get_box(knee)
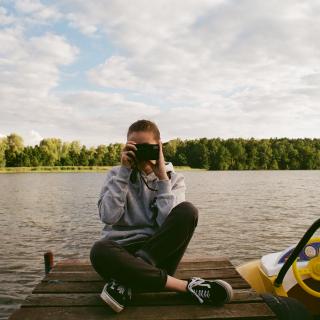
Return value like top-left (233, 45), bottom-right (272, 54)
top-left (90, 239), bottom-right (117, 266)
top-left (172, 201), bottom-right (198, 226)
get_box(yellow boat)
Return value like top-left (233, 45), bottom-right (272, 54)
top-left (236, 218), bottom-right (320, 319)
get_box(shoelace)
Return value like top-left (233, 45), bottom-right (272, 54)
top-left (194, 288), bottom-right (210, 298)
top-left (188, 277), bottom-right (211, 304)
top-left (116, 285), bottom-right (125, 295)
top-left (110, 280), bottom-right (132, 299)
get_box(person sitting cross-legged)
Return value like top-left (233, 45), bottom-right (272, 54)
top-left (90, 119), bottom-right (234, 313)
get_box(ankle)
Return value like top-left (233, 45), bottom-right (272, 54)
top-left (165, 275), bottom-right (188, 292)
top-left (182, 280), bottom-right (188, 292)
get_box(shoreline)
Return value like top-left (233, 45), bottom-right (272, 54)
top-left (0, 165), bottom-right (204, 173)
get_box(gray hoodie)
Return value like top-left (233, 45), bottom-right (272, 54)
top-left (97, 162), bottom-right (186, 245)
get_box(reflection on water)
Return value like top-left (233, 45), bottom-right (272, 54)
top-left (0, 170), bottom-right (319, 319)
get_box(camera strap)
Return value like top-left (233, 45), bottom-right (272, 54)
top-left (129, 159), bottom-right (172, 192)
top-left (139, 172), bottom-right (158, 191)
top-left (139, 169), bottom-right (172, 191)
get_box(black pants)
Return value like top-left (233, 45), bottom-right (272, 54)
top-left (90, 201), bottom-right (198, 291)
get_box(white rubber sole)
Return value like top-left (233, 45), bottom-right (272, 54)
top-left (211, 279), bottom-right (234, 303)
top-left (100, 287), bottom-right (124, 313)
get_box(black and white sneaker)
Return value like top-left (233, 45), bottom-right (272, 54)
top-left (187, 277), bottom-right (233, 306)
top-left (100, 278), bottom-right (132, 313)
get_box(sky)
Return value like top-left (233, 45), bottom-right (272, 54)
top-left (0, 0), bottom-right (319, 147)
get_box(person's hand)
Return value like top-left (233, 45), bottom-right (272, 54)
top-left (147, 140), bottom-right (168, 180)
top-left (121, 140), bottom-right (137, 169)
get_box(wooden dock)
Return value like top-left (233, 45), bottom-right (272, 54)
top-left (9, 253), bottom-right (276, 319)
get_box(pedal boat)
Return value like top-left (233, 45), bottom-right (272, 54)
top-left (236, 218), bottom-right (320, 317)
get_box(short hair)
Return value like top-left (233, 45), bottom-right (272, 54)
top-left (127, 119), bottom-right (160, 141)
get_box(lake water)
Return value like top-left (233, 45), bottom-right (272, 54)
top-left (1, 170), bottom-right (320, 319)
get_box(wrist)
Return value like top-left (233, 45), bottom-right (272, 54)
top-left (121, 162), bottom-right (132, 169)
top-left (158, 173), bottom-right (169, 180)
top-left (156, 179), bottom-right (171, 194)
top-left (118, 165), bottom-right (132, 179)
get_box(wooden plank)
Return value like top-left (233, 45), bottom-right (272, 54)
top-left (9, 256), bottom-right (277, 320)
top-left (9, 303), bottom-right (276, 320)
top-left (44, 267), bottom-right (240, 282)
top-left (22, 289), bottom-right (263, 307)
top-left (51, 264), bottom-right (94, 272)
top-left (53, 256), bottom-right (231, 266)
top-left (51, 259), bottom-right (232, 273)
top-left (32, 277), bottom-right (250, 294)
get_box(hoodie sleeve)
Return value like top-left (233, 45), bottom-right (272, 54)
top-left (154, 172), bottom-right (186, 226)
top-left (97, 165), bottom-right (132, 225)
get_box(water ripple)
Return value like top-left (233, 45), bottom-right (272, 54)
top-left (0, 171), bottom-right (320, 319)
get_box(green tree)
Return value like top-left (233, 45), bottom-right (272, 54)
top-left (299, 143), bottom-right (316, 169)
top-left (87, 147), bottom-right (97, 166)
top-left (39, 138), bottom-right (63, 166)
top-left (68, 140), bottom-right (81, 165)
top-left (95, 144), bottom-right (107, 166)
top-left (79, 145), bottom-right (89, 166)
top-left (174, 140), bottom-right (188, 166)
top-left (207, 138), bottom-right (221, 170)
top-left (216, 145), bottom-right (231, 170)
top-left (163, 138), bottom-right (181, 163)
top-left (245, 138), bottom-right (259, 169)
top-left (106, 143), bottom-right (122, 165)
top-left (225, 139), bottom-right (246, 170)
top-left (5, 133), bottom-right (24, 167)
top-left (60, 142), bottom-right (71, 165)
top-left (1, 134), bottom-right (320, 170)
top-left (185, 139), bottom-right (209, 169)
top-left (0, 137), bottom-right (8, 167)
top-left (256, 140), bottom-right (273, 169)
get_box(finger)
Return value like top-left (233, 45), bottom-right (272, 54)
top-left (126, 142), bottom-right (137, 147)
top-left (126, 150), bottom-right (136, 158)
top-left (124, 143), bottom-right (137, 151)
top-left (127, 140), bottom-right (136, 144)
top-left (123, 151), bottom-right (135, 162)
top-left (129, 156), bottom-right (137, 165)
top-left (158, 140), bottom-right (164, 159)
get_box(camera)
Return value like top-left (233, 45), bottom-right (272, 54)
top-left (135, 143), bottom-right (159, 160)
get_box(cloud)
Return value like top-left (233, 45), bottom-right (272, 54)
top-left (1, 0), bottom-right (319, 147)
top-left (0, 23), bottom-right (80, 145)
top-left (14, 0), bottom-right (62, 24)
top-left (0, 6), bottom-right (16, 25)
top-left (87, 56), bottom-right (151, 92)
top-left (30, 130), bottom-right (42, 142)
top-left (0, 27), bottom-right (79, 89)
top-left (67, 1), bottom-right (320, 100)
top-left (66, 12), bottom-right (98, 35)
top-left (64, 0), bottom-right (320, 138)
top-left (59, 90), bottom-right (161, 145)
top-left (28, 129), bottom-right (43, 145)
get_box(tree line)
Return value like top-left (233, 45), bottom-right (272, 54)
top-left (0, 133), bottom-right (320, 170)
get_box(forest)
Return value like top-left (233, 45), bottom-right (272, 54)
top-left (0, 133), bottom-right (320, 170)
